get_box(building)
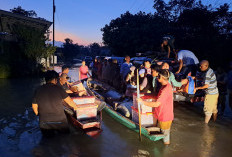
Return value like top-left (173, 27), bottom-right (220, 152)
top-left (0, 9), bottom-right (52, 54)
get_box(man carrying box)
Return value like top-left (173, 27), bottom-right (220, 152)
top-left (32, 70), bottom-right (78, 136)
top-left (138, 69), bottom-right (173, 145)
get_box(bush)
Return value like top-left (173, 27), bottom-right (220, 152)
top-left (0, 63), bottom-right (10, 78)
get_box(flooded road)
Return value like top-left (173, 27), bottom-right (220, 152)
top-left (0, 68), bottom-right (232, 157)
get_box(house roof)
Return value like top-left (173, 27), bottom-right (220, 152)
top-left (0, 9), bottom-right (52, 29)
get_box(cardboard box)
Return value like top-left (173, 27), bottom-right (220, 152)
top-left (76, 103), bottom-right (98, 120)
top-left (72, 96), bottom-right (95, 105)
top-left (132, 93), bottom-right (155, 113)
top-left (131, 106), bottom-right (156, 127)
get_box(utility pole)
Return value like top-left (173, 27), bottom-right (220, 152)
top-left (52, 0), bottom-right (55, 68)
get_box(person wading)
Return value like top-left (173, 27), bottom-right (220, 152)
top-left (32, 70), bottom-right (78, 136)
top-left (195, 60), bottom-right (219, 124)
top-left (79, 60), bottom-right (91, 83)
top-left (138, 69), bottom-right (173, 145)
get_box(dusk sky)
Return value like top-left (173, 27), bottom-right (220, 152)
top-left (1, 0), bottom-right (231, 45)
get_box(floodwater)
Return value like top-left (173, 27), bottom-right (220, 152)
top-left (0, 68), bottom-right (232, 157)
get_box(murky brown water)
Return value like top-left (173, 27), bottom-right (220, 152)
top-left (0, 68), bottom-right (232, 157)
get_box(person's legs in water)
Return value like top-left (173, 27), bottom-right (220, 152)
top-left (205, 113), bottom-right (212, 124)
top-left (40, 121), bottom-right (70, 137)
top-left (161, 129), bottom-right (171, 145)
top-left (159, 121), bottom-right (172, 145)
top-left (204, 94), bottom-right (218, 123)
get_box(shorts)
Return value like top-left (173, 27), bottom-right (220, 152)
top-left (204, 94), bottom-right (219, 116)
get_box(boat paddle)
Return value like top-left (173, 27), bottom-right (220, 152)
top-left (136, 69), bottom-right (142, 141)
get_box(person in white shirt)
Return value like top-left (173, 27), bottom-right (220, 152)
top-left (176, 50), bottom-right (199, 77)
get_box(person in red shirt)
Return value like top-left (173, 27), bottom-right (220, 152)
top-left (138, 69), bottom-right (173, 145)
top-left (79, 60), bottom-right (91, 83)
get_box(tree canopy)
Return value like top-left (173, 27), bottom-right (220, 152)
top-left (101, 0), bottom-right (232, 67)
top-left (10, 6), bottom-right (37, 18)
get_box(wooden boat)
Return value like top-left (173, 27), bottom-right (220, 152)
top-left (63, 83), bottom-right (103, 137)
top-left (87, 79), bottom-right (164, 141)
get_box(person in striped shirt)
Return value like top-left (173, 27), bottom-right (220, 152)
top-left (196, 60), bottom-right (219, 124)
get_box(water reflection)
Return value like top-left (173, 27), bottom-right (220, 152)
top-left (199, 125), bottom-right (216, 157)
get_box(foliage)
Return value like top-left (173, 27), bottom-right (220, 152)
top-left (101, 11), bottom-right (169, 56)
top-left (44, 43), bottom-right (57, 58)
top-left (12, 24), bottom-right (55, 61)
top-left (101, 0), bottom-right (232, 68)
top-left (10, 6), bottom-right (37, 18)
top-left (62, 38), bottom-right (80, 62)
top-left (89, 43), bottom-right (101, 56)
top-left (0, 61), bottom-right (10, 79)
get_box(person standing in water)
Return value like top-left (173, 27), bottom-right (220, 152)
top-left (79, 60), bottom-right (91, 83)
top-left (32, 70), bottom-right (78, 136)
top-left (196, 60), bottom-right (219, 124)
top-left (138, 69), bottom-right (173, 145)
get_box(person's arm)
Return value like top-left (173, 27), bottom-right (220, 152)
top-left (32, 103), bottom-right (38, 115)
top-left (66, 89), bottom-right (73, 93)
top-left (64, 96), bottom-right (78, 110)
top-left (170, 72), bottom-right (182, 87)
top-left (196, 84), bottom-right (209, 90)
top-left (140, 77), bottom-right (147, 91)
top-left (161, 43), bottom-right (164, 52)
top-left (176, 59), bottom-right (183, 74)
top-left (137, 98), bottom-right (161, 107)
top-left (125, 73), bottom-right (131, 82)
top-left (79, 70), bottom-right (81, 80)
top-left (167, 46), bottom-right (171, 58)
top-left (173, 49), bottom-right (177, 59)
top-left (181, 79), bottom-right (188, 85)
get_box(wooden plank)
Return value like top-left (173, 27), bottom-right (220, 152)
top-left (145, 127), bottom-right (161, 133)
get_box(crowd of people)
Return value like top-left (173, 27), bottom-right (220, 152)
top-left (90, 48), bottom-right (232, 144)
top-left (32, 36), bottom-right (232, 145)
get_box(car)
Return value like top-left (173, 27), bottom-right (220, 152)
top-left (73, 59), bottom-right (82, 67)
top-left (130, 57), bottom-right (153, 67)
top-left (84, 56), bottom-right (92, 60)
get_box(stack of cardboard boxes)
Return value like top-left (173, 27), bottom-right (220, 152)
top-left (132, 93), bottom-right (157, 127)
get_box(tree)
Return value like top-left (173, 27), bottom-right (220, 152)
top-left (12, 24), bottom-right (48, 60)
top-left (101, 0), bottom-right (232, 68)
top-left (10, 6), bottom-right (37, 17)
top-left (62, 38), bottom-right (80, 62)
top-left (89, 43), bottom-right (101, 56)
top-left (101, 11), bottom-right (169, 56)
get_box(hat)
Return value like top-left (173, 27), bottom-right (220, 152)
top-left (130, 66), bottom-right (136, 72)
top-left (139, 69), bottom-right (145, 75)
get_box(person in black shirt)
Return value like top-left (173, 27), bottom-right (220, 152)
top-left (32, 70), bottom-right (78, 136)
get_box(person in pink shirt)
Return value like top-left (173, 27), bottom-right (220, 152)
top-left (138, 69), bottom-right (173, 145)
top-left (79, 60), bottom-right (91, 83)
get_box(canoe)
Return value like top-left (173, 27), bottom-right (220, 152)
top-left (64, 107), bottom-right (102, 137)
top-left (64, 86), bottom-right (103, 137)
top-left (86, 79), bottom-right (164, 141)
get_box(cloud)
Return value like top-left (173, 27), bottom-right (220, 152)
top-left (49, 30), bottom-right (89, 46)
